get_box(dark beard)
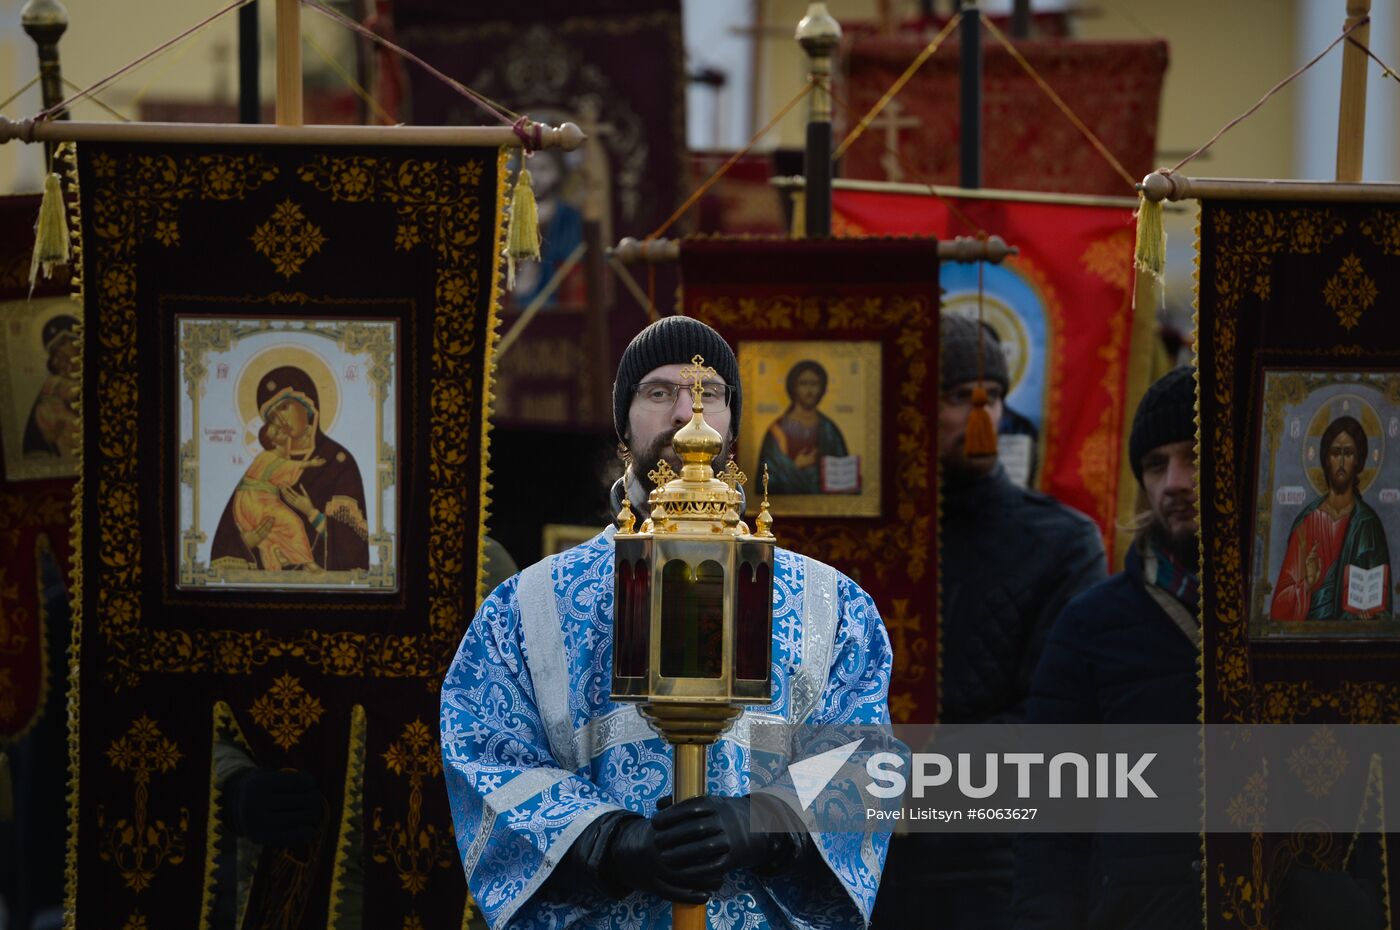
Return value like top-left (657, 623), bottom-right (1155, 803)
top-left (633, 429), bottom-right (679, 492)
top-left (630, 428), bottom-right (731, 492)
top-left (1148, 519), bottom-right (1199, 572)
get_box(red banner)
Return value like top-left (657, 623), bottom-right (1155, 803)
top-left (839, 37), bottom-right (1168, 197)
top-left (833, 187), bottom-right (1155, 563)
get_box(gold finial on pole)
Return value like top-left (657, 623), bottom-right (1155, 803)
top-left (756, 464), bottom-right (775, 538)
top-left (616, 497), bottom-right (636, 534)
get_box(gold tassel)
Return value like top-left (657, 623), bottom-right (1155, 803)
top-left (29, 170), bottom-right (71, 294)
top-left (504, 166), bottom-right (540, 290)
top-left (1133, 191), bottom-right (1166, 282)
top-left (963, 386), bottom-right (999, 457)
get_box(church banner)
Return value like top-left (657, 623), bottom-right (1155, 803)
top-left (398, 0), bottom-right (685, 426)
top-left (833, 186), bottom-right (1153, 564)
top-left (69, 140), bottom-right (503, 929)
top-left (683, 237), bottom-right (941, 723)
top-left (1198, 198), bottom-right (1400, 926)
top-left (838, 37), bottom-right (1167, 197)
top-left (0, 192), bottom-right (76, 745)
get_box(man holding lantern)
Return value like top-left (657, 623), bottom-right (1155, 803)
top-left (440, 316), bottom-right (893, 929)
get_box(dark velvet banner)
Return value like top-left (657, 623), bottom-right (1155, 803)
top-left (682, 237), bottom-right (941, 723)
top-left (397, 0), bottom-right (685, 426)
top-left (70, 141), bottom-right (503, 929)
top-left (1198, 199), bottom-right (1400, 926)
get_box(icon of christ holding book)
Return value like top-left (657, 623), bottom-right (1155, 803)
top-left (1271, 415), bottom-right (1392, 621)
top-left (758, 360), bottom-right (859, 495)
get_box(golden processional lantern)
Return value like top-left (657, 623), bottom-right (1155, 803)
top-left (612, 355), bottom-right (776, 929)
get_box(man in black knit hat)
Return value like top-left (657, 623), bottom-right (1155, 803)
top-left (1013, 365), bottom-right (1203, 930)
top-left (441, 316), bottom-right (894, 929)
top-left (873, 314), bottom-right (1106, 930)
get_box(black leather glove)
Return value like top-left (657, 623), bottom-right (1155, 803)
top-left (223, 768), bottom-right (323, 847)
top-left (648, 794), bottom-right (811, 886)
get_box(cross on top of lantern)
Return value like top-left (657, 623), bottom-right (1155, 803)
top-left (612, 355), bottom-right (777, 718)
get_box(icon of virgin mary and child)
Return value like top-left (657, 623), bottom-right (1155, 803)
top-left (210, 365), bottom-right (370, 573)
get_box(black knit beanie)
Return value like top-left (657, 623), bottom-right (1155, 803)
top-left (613, 316), bottom-right (741, 442)
top-left (1129, 365), bottom-right (1196, 483)
top-left (940, 313), bottom-right (1010, 392)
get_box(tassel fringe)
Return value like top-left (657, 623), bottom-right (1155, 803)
top-left (504, 166), bottom-right (540, 290)
top-left (1134, 192), bottom-right (1165, 282)
top-left (963, 386), bottom-right (999, 457)
top-left (29, 170), bottom-right (71, 294)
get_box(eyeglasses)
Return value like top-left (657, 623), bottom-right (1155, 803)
top-left (634, 380), bottom-right (732, 412)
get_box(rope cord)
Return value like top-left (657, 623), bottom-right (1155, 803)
top-left (1167, 15), bottom-right (1370, 174)
top-left (1345, 33), bottom-right (1400, 86)
top-left (300, 0), bottom-right (519, 126)
top-left (644, 77), bottom-right (817, 243)
top-left (303, 30), bottom-right (397, 125)
top-left (979, 13), bottom-right (1136, 191)
top-left (60, 78), bottom-right (129, 122)
top-left (0, 75), bottom-right (41, 114)
top-left (33, 0), bottom-right (251, 122)
top-left (833, 12), bottom-right (962, 160)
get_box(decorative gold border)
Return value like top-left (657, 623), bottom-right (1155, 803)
top-left (174, 315), bottom-right (400, 591)
top-left (735, 338), bottom-right (883, 517)
top-left (1248, 370), bottom-right (1400, 638)
top-left (476, 148), bottom-right (508, 613)
top-left (61, 136), bottom-right (85, 930)
top-left (198, 700), bottom-right (256, 930)
top-left (326, 703), bottom-right (367, 930)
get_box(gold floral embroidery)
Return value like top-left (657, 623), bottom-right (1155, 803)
top-left (98, 716), bottom-right (189, 892)
top-left (248, 673), bottom-right (326, 750)
top-left (1321, 253), bottom-right (1376, 330)
top-left (249, 199), bottom-right (327, 279)
top-left (373, 719), bottom-right (454, 895)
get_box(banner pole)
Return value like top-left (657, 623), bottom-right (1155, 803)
top-left (276, 0), bottom-right (303, 126)
top-left (797, 3), bottom-right (840, 238)
top-left (1335, 0), bottom-right (1370, 182)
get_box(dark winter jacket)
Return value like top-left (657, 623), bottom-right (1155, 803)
top-left (939, 464), bottom-right (1107, 726)
top-left (873, 464), bottom-right (1105, 926)
top-left (1011, 544), bottom-right (1202, 930)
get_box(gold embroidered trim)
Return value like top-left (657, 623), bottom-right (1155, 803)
top-left (198, 701), bottom-right (255, 930)
top-left (326, 703), bottom-right (367, 930)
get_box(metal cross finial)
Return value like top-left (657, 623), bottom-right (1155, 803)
top-left (648, 459), bottom-right (677, 489)
top-left (679, 354), bottom-right (717, 408)
top-left (719, 457), bottom-right (747, 492)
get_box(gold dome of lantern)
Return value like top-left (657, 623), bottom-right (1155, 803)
top-left (635, 355), bottom-right (759, 539)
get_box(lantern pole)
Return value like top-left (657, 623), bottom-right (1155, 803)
top-left (611, 357), bottom-right (777, 930)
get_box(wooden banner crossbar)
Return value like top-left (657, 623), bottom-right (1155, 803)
top-left (1140, 170), bottom-right (1400, 204)
top-left (609, 234), bottom-right (1017, 265)
top-left (0, 115), bottom-right (586, 149)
